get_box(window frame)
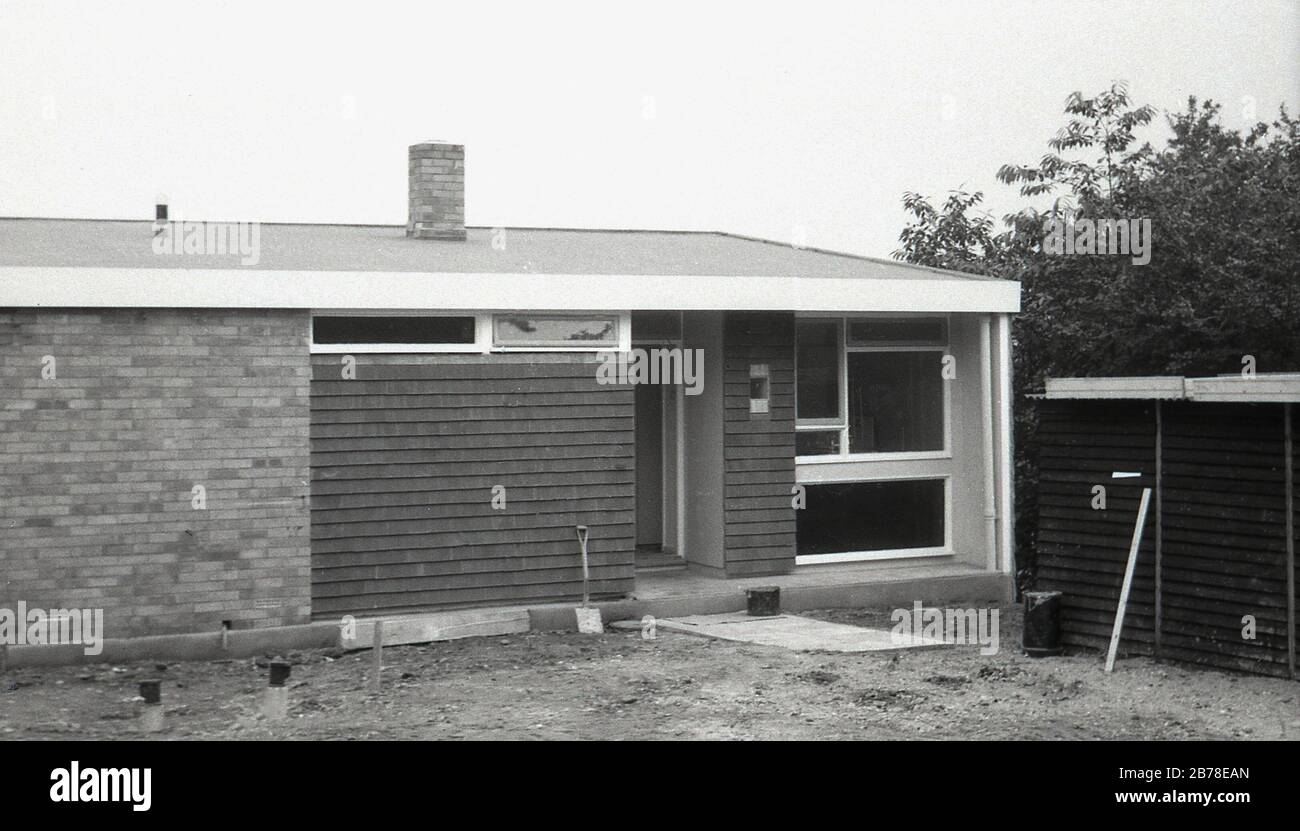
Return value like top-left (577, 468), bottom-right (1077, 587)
top-left (490, 312), bottom-right (627, 352)
top-left (794, 313), bottom-right (952, 464)
top-left (794, 473), bottom-right (953, 565)
top-left (309, 310), bottom-right (631, 354)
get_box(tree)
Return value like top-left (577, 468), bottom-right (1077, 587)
top-left (893, 85), bottom-right (1300, 588)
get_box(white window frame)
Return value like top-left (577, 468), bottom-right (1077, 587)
top-left (794, 473), bottom-right (953, 565)
top-left (490, 312), bottom-right (630, 353)
top-left (309, 310), bottom-right (631, 354)
top-left (793, 313), bottom-right (955, 565)
top-left (794, 313), bottom-right (952, 464)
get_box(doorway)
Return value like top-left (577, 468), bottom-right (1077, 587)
top-left (634, 379), bottom-right (684, 570)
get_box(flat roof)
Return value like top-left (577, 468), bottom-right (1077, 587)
top-left (1045, 375), bottom-right (1300, 404)
top-left (0, 219), bottom-right (1021, 313)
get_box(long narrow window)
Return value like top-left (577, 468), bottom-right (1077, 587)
top-left (492, 314), bottom-right (620, 348)
top-left (309, 312), bottom-right (629, 353)
top-left (312, 315), bottom-right (476, 346)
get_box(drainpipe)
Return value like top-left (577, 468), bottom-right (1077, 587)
top-left (996, 313), bottom-right (1015, 581)
top-left (980, 316), bottom-right (997, 571)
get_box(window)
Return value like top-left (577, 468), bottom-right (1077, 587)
top-left (796, 430), bottom-right (841, 456)
top-left (796, 319), bottom-right (841, 423)
top-left (796, 479), bottom-right (947, 560)
top-left (312, 315), bottom-right (476, 346)
top-left (492, 314), bottom-right (620, 348)
top-left (309, 312), bottom-right (630, 353)
top-left (847, 351), bottom-right (944, 452)
top-left (795, 316), bottom-right (949, 459)
top-left (847, 317), bottom-right (947, 346)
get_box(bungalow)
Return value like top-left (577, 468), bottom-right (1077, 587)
top-left (0, 142), bottom-right (1020, 637)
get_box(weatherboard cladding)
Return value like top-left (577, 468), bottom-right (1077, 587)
top-left (1035, 398), bottom-right (1296, 677)
top-left (309, 352), bottom-right (636, 617)
top-left (722, 313), bottom-right (797, 576)
top-left (1035, 400), bottom-right (1158, 656)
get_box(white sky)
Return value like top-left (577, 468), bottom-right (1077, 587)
top-left (1, 0), bottom-right (1296, 258)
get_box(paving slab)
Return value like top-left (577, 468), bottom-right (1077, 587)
top-left (650, 612), bottom-right (949, 652)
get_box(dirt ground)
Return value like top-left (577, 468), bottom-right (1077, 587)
top-left (2, 601), bottom-right (1297, 740)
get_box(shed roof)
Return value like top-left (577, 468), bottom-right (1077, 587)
top-left (1045, 375), bottom-right (1300, 404)
top-left (0, 219), bottom-right (1021, 313)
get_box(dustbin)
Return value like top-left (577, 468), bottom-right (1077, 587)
top-left (1022, 591), bottom-right (1062, 657)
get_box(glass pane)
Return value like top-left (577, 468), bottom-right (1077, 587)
top-left (848, 351), bottom-right (944, 452)
top-left (796, 430), bottom-right (841, 456)
top-left (847, 317), bottom-right (947, 345)
top-left (796, 319), bottom-right (840, 420)
top-left (797, 479), bottom-right (945, 555)
top-left (494, 315), bottom-right (619, 346)
top-left (313, 316), bottom-right (476, 345)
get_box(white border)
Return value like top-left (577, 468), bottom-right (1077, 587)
top-left (0, 268), bottom-right (1023, 313)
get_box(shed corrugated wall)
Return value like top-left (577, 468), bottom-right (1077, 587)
top-left (722, 313), bottom-right (797, 576)
top-left (1036, 400), bottom-right (1158, 655)
top-left (1036, 398), bottom-right (1296, 678)
top-left (309, 353), bottom-right (635, 617)
top-left (1160, 402), bottom-right (1290, 675)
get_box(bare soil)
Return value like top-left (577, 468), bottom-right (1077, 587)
top-left (2, 602), bottom-right (1297, 740)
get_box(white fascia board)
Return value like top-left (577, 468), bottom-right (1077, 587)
top-left (0, 268), bottom-right (1022, 314)
top-left (1046, 375), bottom-right (1300, 403)
top-left (1185, 376), bottom-right (1300, 403)
top-left (1045, 376), bottom-right (1187, 400)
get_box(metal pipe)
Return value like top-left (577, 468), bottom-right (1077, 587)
top-left (996, 313), bottom-right (1015, 580)
top-left (979, 316), bottom-right (997, 571)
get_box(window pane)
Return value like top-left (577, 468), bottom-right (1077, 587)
top-left (796, 430), bottom-right (841, 456)
top-left (796, 319), bottom-right (840, 420)
top-left (848, 351), bottom-right (944, 452)
top-left (797, 479), bottom-right (945, 555)
top-left (313, 316), bottom-right (476, 345)
top-left (847, 317), bottom-right (947, 345)
top-left (493, 315), bottom-right (619, 347)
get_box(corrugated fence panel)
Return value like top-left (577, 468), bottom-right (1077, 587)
top-left (1036, 398), bottom-right (1296, 678)
top-left (1036, 400), bottom-right (1158, 656)
top-left (1162, 402), bottom-right (1290, 677)
top-left (310, 353), bottom-right (635, 617)
top-left (722, 312), bottom-right (797, 577)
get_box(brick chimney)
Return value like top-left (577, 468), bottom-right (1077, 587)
top-left (407, 141), bottom-right (466, 240)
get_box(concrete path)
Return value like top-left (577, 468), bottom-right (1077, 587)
top-left (648, 612), bottom-right (949, 653)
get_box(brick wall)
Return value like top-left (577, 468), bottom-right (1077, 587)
top-left (407, 142), bottom-right (466, 240)
top-left (0, 309), bottom-right (312, 637)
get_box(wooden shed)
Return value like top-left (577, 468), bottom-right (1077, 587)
top-left (1035, 375), bottom-right (1299, 678)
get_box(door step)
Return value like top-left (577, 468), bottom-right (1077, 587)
top-left (635, 549), bottom-right (686, 571)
